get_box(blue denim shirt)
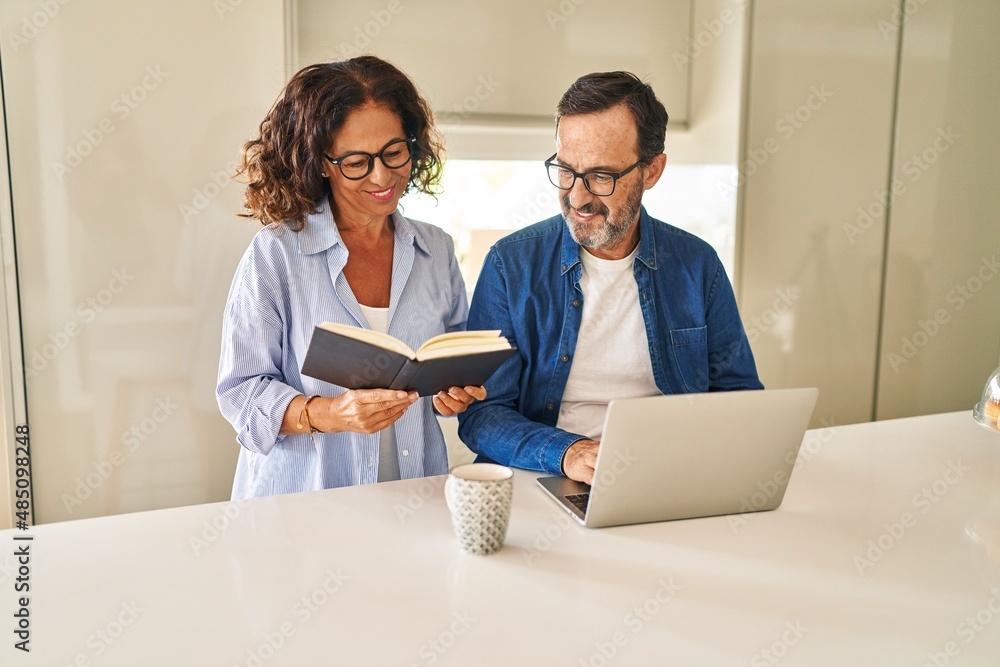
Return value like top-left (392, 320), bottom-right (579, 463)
top-left (457, 207), bottom-right (763, 475)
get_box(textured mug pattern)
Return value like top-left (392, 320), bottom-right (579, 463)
top-left (445, 475), bottom-right (513, 556)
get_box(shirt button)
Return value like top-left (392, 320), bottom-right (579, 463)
top-left (547, 403), bottom-right (554, 411)
top-left (572, 300), bottom-right (580, 307)
top-left (649, 260), bottom-right (655, 267)
top-left (402, 449), bottom-right (409, 456)
top-left (561, 355), bottom-right (569, 362)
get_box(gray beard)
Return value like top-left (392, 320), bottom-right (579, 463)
top-left (562, 175), bottom-right (643, 249)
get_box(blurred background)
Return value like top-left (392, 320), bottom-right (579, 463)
top-left (0, 0), bottom-right (997, 525)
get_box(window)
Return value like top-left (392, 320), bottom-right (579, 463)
top-left (401, 161), bottom-right (738, 290)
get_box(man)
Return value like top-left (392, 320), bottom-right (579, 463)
top-left (457, 71), bottom-right (763, 485)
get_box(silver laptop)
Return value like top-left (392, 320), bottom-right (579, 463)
top-left (537, 388), bottom-right (819, 528)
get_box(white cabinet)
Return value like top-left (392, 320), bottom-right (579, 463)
top-left (740, 0), bottom-right (1000, 426)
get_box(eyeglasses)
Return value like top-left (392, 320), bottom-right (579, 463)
top-left (544, 153), bottom-right (643, 196)
top-left (324, 137), bottom-right (415, 180)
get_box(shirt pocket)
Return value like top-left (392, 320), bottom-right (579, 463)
top-left (668, 325), bottom-right (709, 393)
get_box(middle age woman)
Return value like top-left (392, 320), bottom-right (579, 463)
top-left (217, 56), bottom-right (485, 500)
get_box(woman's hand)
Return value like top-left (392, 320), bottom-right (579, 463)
top-left (432, 385), bottom-right (487, 417)
top-left (323, 389), bottom-right (418, 434)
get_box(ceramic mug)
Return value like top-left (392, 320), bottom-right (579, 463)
top-left (444, 463), bottom-right (514, 555)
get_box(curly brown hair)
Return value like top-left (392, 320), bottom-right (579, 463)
top-left (238, 56), bottom-right (445, 230)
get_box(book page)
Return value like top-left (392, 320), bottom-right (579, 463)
top-left (317, 322), bottom-right (416, 358)
top-left (416, 330), bottom-right (503, 353)
top-left (415, 339), bottom-right (511, 361)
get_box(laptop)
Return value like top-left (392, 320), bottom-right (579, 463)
top-left (536, 388), bottom-right (819, 528)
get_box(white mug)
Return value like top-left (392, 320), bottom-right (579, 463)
top-left (445, 463), bottom-right (514, 555)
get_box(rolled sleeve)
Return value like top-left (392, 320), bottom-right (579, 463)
top-left (216, 264), bottom-right (297, 456)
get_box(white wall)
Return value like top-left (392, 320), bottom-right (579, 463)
top-left (0, 0), bottom-right (287, 523)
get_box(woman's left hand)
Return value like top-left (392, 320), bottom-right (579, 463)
top-left (432, 385), bottom-right (487, 417)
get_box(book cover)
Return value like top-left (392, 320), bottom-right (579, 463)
top-left (300, 326), bottom-right (516, 396)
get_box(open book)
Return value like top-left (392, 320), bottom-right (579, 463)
top-left (300, 323), bottom-right (516, 396)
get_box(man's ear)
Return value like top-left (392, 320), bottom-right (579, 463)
top-left (642, 153), bottom-right (667, 191)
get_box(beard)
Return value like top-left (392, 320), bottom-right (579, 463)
top-left (561, 173), bottom-right (644, 250)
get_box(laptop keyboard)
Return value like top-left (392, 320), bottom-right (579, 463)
top-left (565, 493), bottom-right (590, 514)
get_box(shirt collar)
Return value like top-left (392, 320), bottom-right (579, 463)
top-left (559, 204), bottom-right (657, 274)
top-left (296, 197), bottom-right (428, 255)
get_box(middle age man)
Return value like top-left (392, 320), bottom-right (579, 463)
top-left (457, 71), bottom-right (763, 485)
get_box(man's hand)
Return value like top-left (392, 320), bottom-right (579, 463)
top-left (562, 439), bottom-right (600, 485)
top-left (432, 385), bottom-right (487, 417)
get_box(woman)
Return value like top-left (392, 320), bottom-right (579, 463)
top-left (217, 56), bottom-right (485, 499)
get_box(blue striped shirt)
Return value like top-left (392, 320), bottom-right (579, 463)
top-left (217, 199), bottom-right (467, 499)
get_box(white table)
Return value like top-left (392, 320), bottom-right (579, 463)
top-left (3, 411), bottom-right (1000, 666)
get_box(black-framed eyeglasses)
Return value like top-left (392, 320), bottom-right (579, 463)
top-left (324, 137), bottom-right (415, 180)
top-left (544, 153), bottom-right (643, 196)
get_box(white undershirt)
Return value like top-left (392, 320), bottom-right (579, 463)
top-left (359, 304), bottom-right (401, 483)
top-left (556, 245), bottom-right (660, 441)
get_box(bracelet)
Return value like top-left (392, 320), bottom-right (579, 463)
top-left (296, 395), bottom-right (322, 440)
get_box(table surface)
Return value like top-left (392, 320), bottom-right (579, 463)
top-left (3, 411), bottom-right (1000, 666)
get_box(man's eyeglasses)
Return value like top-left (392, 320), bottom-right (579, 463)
top-left (544, 153), bottom-right (643, 197)
top-left (324, 137), bottom-right (415, 180)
